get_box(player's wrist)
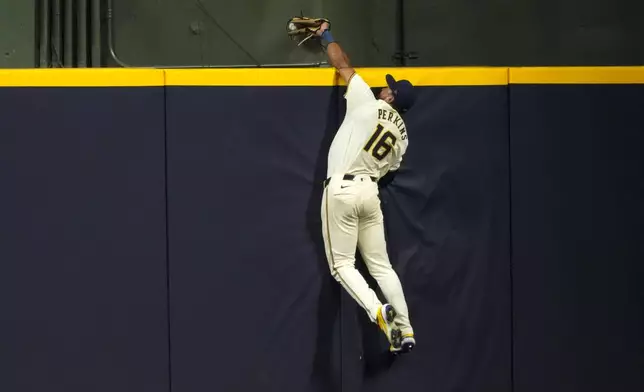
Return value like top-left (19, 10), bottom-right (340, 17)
top-left (320, 30), bottom-right (335, 45)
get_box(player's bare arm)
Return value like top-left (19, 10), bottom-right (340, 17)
top-left (315, 22), bottom-right (355, 84)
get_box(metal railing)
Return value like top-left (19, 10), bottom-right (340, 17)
top-left (37, 0), bottom-right (100, 67)
top-left (36, 0), bottom-right (414, 68)
top-left (105, 0), bottom-right (328, 69)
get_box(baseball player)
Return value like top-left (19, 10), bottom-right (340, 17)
top-left (315, 22), bottom-right (416, 354)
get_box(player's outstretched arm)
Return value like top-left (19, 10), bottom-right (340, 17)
top-left (316, 23), bottom-right (355, 84)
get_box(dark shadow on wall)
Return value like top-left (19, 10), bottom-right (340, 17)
top-left (307, 85), bottom-right (343, 391)
top-left (356, 261), bottom-right (399, 377)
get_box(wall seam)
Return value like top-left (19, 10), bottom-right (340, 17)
top-left (506, 66), bottom-right (515, 392)
top-left (163, 69), bottom-right (173, 392)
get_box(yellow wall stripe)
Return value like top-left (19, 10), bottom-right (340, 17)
top-left (0, 69), bottom-right (164, 87)
top-left (341, 67), bottom-right (508, 87)
top-left (0, 67), bottom-right (644, 87)
top-left (164, 67), bottom-right (508, 87)
top-left (164, 68), bottom-right (338, 86)
top-left (510, 66), bottom-right (644, 84)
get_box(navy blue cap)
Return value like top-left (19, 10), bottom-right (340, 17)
top-left (385, 74), bottom-right (416, 112)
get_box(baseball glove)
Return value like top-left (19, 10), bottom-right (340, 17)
top-left (286, 15), bottom-right (330, 46)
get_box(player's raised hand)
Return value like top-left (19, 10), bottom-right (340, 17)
top-left (286, 15), bottom-right (330, 46)
top-left (316, 22), bottom-right (330, 36)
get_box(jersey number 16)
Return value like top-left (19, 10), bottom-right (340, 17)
top-left (364, 123), bottom-right (396, 161)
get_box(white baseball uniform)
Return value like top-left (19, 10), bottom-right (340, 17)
top-left (321, 72), bottom-right (413, 336)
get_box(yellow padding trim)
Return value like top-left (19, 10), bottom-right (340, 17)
top-left (510, 66), bottom-right (644, 84)
top-left (1, 67), bottom-right (644, 87)
top-left (165, 68), bottom-right (338, 86)
top-left (345, 67), bottom-right (508, 87)
top-left (0, 69), bottom-right (164, 87)
top-left (165, 67), bottom-right (508, 87)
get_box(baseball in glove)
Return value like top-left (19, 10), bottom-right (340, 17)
top-left (286, 15), bottom-right (330, 46)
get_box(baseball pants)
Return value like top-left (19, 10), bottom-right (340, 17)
top-left (321, 173), bottom-right (413, 336)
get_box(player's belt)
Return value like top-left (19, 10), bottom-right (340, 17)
top-left (324, 174), bottom-right (377, 187)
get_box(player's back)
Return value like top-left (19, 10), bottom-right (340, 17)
top-left (326, 74), bottom-right (409, 180)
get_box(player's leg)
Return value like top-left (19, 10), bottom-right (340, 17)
top-left (321, 181), bottom-right (383, 324)
top-left (358, 187), bottom-right (415, 343)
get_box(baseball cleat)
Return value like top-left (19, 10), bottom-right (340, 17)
top-left (376, 304), bottom-right (402, 349)
top-left (391, 333), bottom-right (415, 354)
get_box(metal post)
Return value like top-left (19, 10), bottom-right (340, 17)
top-left (52, 0), bottom-right (62, 66)
top-left (392, 0), bottom-right (417, 66)
top-left (77, 0), bottom-right (87, 67)
top-left (91, 0), bottom-right (101, 67)
top-left (39, 0), bottom-right (51, 67)
top-left (64, 0), bottom-right (73, 66)
top-left (396, 0), bottom-right (405, 66)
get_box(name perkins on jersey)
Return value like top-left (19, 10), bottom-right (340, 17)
top-left (377, 108), bottom-right (407, 140)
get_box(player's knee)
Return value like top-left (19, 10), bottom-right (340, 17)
top-left (369, 264), bottom-right (396, 280)
top-left (329, 255), bottom-right (355, 282)
top-left (331, 263), bottom-right (352, 280)
top-left (333, 256), bottom-right (355, 270)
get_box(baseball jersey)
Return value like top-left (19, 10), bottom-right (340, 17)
top-left (326, 73), bottom-right (409, 180)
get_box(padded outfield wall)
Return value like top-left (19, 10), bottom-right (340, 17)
top-left (0, 67), bottom-right (642, 392)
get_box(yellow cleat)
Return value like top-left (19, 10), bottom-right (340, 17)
top-left (376, 304), bottom-right (402, 350)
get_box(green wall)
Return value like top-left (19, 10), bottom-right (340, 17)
top-left (1, 0), bottom-right (643, 68)
top-left (0, 0), bottom-right (36, 68)
top-left (108, 0), bottom-right (644, 67)
top-left (404, 0), bottom-right (644, 66)
top-left (109, 0), bottom-right (395, 67)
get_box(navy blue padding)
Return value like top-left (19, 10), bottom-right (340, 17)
top-left (166, 84), bottom-right (512, 392)
top-left (0, 87), bottom-right (169, 392)
top-left (166, 86), bottom-right (343, 392)
top-left (345, 86), bottom-right (512, 392)
top-left (510, 84), bottom-right (644, 392)
top-left (5, 80), bottom-right (643, 392)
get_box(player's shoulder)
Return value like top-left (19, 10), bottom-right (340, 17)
top-left (347, 72), bottom-right (372, 90)
top-left (348, 71), bottom-right (363, 83)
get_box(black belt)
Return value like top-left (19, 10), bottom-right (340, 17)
top-left (324, 174), bottom-right (377, 187)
